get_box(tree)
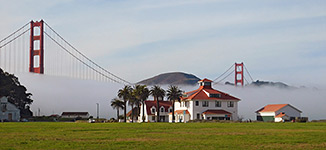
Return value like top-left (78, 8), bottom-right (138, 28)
top-left (117, 85), bottom-right (132, 122)
top-left (128, 93), bottom-right (136, 123)
top-left (110, 98), bottom-right (124, 121)
top-left (0, 68), bottom-right (33, 117)
top-left (150, 85), bottom-right (165, 122)
top-left (133, 85), bottom-right (150, 122)
top-left (167, 85), bottom-right (183, 123)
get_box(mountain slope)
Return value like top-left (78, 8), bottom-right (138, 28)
top-left (138, 72), bottom-right (201, 85)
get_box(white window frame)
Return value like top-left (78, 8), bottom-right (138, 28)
top-left (202, 101), bottom-right (209, 107)
top-left (160, 107), bottom-right (165, 112)
top-left (227, 101), bottom-right (234, 107)
top-left (215, 101), bottom-right (221, 107)
top-left (195, 101), bottom-right (199, 106)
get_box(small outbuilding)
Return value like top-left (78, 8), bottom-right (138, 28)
top-left (256, 104), bottom-right (302, 122)
top-left (0, 96), bottom-right (21, 122)
top-left (61, 112), bottom-right (89, 119)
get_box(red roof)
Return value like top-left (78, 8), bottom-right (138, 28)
top-left (202, 109), bottom-right (231, 115)
top-left (169, 110), bottom-right (190, 115)
top-left (199, 78), bottom-right (213, 82)
top-left (182, 86), bottom-right (240, 101)
top-left (126, 107), bottom-right (139, 117)
top-left (145, 100), bottom-right (172, 115)
top-left (275, 112), bottom-right (288, 118)
top-left (256, 104), bottom-right (288, 113)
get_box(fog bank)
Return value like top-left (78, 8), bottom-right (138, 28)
top-left (17, 73), bottom-right (326, 120)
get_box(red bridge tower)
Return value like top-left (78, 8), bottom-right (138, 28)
top-left (235, 62), bottom-right (244, 86)
top-left (29, 20), bottom-right (44, 74)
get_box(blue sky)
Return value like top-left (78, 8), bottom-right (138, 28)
top-left (1, 0), bottom-right (326, 87)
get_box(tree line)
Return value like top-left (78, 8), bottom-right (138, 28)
top-left (111, 85), bottom-right (183, 123)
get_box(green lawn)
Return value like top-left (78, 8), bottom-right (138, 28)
top-left (0, 122), bottom-right (325, 150)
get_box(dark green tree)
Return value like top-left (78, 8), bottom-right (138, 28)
top-left (117, 85), bottom-right (132, 122)
top-left (110, 98), bottom-right (124, 121)
top-left (0, 68), bottom-right (33, 117)
top-left (133, 85), bottom-right (150, 122)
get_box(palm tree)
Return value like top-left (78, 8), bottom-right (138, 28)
top-left (133, 85), bottom-right (150, 122)
top-left (132, 85), bottom-right (141, 121)
top-left (167, 85), bottom-right (183, 123)
top-left (150, 85), bottom-right (165, 122)
top-left (110, 98), bottom-right (124, 121)
top-left (128, 93), bottom-right (136, 123)
top-left (118, 85), bottom-right (132, 122)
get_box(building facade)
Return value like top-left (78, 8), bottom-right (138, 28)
top-left (139, 100), bottom-right (172, 122)
top-left (173, 78), bottom-right (240, 122)
top-left (61, 112), bottom-right (90, 119)
top-left (256, 104), bottom-right (302, 122)
top-left (0, 96), bottom-right (20, 122)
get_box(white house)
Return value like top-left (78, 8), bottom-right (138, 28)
top-left (139, 100), bottom-right (172, 122)
top-left (61, 112), bottom-right (90, 119)
top-left (256, 104), bottom-right (302, 122)
top-left (172, 78), bottom-right (240, 122)
top-left (0, 96), bottom-right (20, 122)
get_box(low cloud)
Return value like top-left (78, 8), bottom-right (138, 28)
top-left (17, 73), bottom-right (326, 120)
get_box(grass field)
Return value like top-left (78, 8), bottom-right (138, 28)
top-left (0, 122), bottom-right (326, 150)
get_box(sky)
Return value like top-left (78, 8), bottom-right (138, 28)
top-left (1, 0), bottom-right (326, 87)
top-left (0, 1), bottom-right (326, 119)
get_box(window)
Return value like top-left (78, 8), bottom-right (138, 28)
top-left (151, 107), bottom-right (156, 114)
top-left (215, 101), bottom-right (221, 107)
top-left (169, 108), bottom-right (172, 113)
top-left (202, 101), bottom-right (209, 107)
top-left (210, 94), bottom-right (221, 98)
top-left (152, 116), bottom-right (155, 121)
top-left (197, 113), bottom-right (200, 119)
top-left (195, 101), bottom-right (199, 106)
top-left (201, 82), bottom-right (211, 86)
top-left (227, 101), bottom-right (234, 107)
top-left (185, 101), bottom-right (189, 107)
top-left (160, 107), bottom-right (164, 112)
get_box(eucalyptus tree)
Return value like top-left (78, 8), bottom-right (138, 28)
top-left (167, 85), bottom-right (183, 123)
top-left (118, 85), bottom-right (132, 122)
top-left (150, 85), bottom-right (165, 122)
top-left (110, 98), bottom-right (124, 121)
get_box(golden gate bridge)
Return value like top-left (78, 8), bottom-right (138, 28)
top-left (0, 20), bottom-right (254, 86)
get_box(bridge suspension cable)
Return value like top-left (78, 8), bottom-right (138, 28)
top-left (213, 62), bottom-right (254, 86)
top-left (44, 22), bottom-right (131, 85)
top-left (0, 22), bottom-right (29, 44)
top-left (213, 64), bottom-right (234, 83)
top-left (244, 64), bottom-right (254, 82)
top-left (0, 20), bottom-right (132, 85)
top-left (0, 27), bottom-right (30, 49)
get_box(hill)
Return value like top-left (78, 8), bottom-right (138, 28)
top-left (248, 80), bottom-right (293, 88)
top-left (138, 72), bottom-right (201, 85)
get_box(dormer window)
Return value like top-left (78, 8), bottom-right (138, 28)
top-left (168, 107), bottom-right (172, 113)
top-left (151, 107), bottom-right (156, 114)
top-left (160, 107), bottom-right (165, 112)
top-left (210, 94), bottom-right (221, 98)
top-left (200, 82), bottom-right (211, 87)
